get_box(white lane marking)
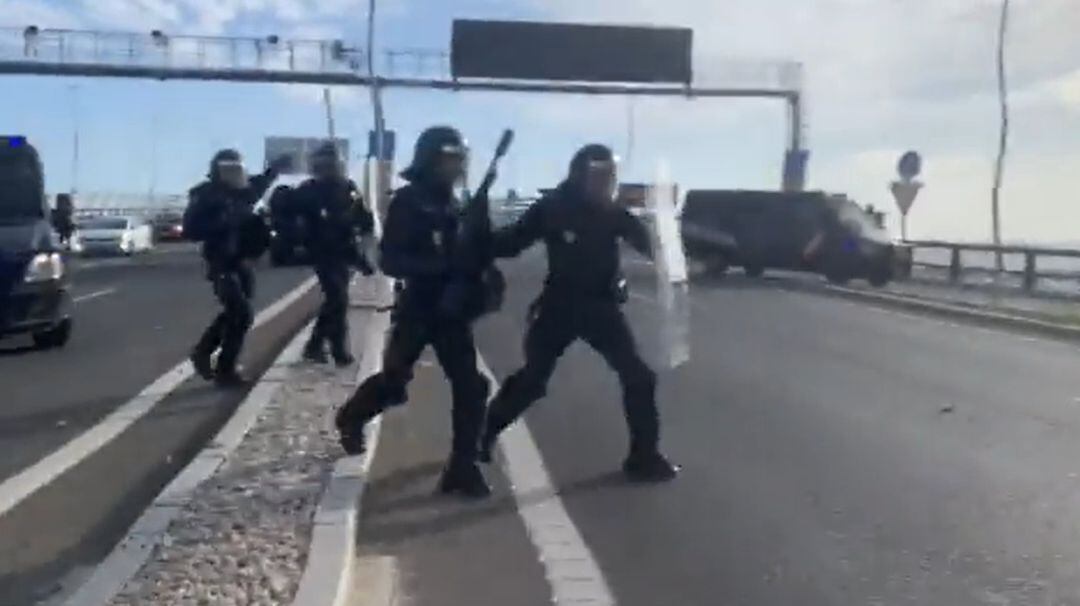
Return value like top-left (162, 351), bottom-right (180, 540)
top-left (293, 305), bottom-right (389, 606)
top-left (476, 356), bottom-right (616, 606)
top-left (61, 319), bottom-right (316, 606)
top-left (73, 288), bottom-right (116, 303)
top-left (0, 276), bottom-right (317, 518)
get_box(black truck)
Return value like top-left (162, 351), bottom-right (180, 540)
top-left (680, 189), bottom-right (897, 287)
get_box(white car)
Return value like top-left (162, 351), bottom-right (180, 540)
top-left (73, 216), bottom-right (155, 256)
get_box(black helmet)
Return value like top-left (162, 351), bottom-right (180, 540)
top-left (310, 141), bottom-right (344, 179)
top-left (567, 144), bottom-right (616, 184)
top-left (310, 141), bottom-right (341, 165)
top-left (401, 126), bottom-right (467, 182)
top-left (208, 148), bottom-right (242, 181)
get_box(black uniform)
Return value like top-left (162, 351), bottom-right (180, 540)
top-left (185, 152), bottom-right (278, 385)
top-left (480, 144), bottom-right (677, 482)
top-left (335, 126), bottom-right (491, 498)
top-left (294, 177), bottom-right (375, 364)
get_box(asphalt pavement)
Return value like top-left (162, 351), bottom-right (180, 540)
top-left (0, 244), bottom-right (317, 604)
top-left (358, 250), bottom-right (1080, 605)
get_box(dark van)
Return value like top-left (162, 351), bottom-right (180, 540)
top-left (267, 185), bottom-right (312, 266)
top-left (680, 189), bottom-right (896, 287)
top-left (0, 136), bottom-right (73, 348)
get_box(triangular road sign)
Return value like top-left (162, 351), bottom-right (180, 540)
top-left (891, 180), bottom-right (922, 215)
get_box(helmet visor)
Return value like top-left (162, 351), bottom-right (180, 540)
top-left (216, 160), bottom-right (248, 189)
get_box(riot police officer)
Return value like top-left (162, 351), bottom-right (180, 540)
top-left (184, 149), bottom-right (286, 387)
top-left (294, 142), bottom-right (375, 365)
top-left (335, 126), bottom-right (492, 498)
top-left (480, 143), bottom-right (678, 482)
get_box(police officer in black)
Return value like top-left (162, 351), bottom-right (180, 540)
top-left (185, 149), bottom-right (286, 387)
top-left (480, 143), bottom-right (678, 482)
top-left (295, 143), bottom-right (375, 366)
top-left (335, 126), bottom-right (491, 498)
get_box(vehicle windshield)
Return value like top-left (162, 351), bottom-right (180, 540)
top-left (79, 217), bottom-right (129, 230)
top-left (0, 157), bottom-right (43, 221)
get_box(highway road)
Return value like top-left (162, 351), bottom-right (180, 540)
top-left (359, 250), bottom-right (1080, 605)
top-left (0, 244), bottom-right (317, 604)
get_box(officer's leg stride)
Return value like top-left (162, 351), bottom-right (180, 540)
top-left (304, 264), bottom-right (338, 364)
top-left (479, 303), bottom-right (577, 463)
top-left (323, 264), bottom-right (353, 365)
top-left (191, 267), bottom-right (252, 385)
top-left (191, 312), bottom-right (225, 380)
top-left (214, 267), bottom-right (255, 387)
top-left (432, 321), bottom-right (492, 498)
top-left (581, 304), bottom-right (678, 482)
top-left (335, 317), bottom-right (428, 455)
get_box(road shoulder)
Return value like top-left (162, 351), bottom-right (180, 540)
top-left (353, 351), bottom-right (551, 606)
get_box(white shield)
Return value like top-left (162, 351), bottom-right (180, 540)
top-left (645, 162), bottom-right (690, 369)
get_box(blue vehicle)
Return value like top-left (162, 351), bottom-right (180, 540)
top-left (0, 136), bottom-right (73, 349)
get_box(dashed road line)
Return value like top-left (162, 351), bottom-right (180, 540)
top-left (73, 288), bottom-right (116, 303)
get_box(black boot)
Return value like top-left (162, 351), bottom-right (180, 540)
top-left (303, 341), bottom-right (328, 364)
top-left (335, 375), bottom-right (387, 455)
top-left (438, 458), bottom-right (491, 499)
top-left (215, 367), bottom-right (252, 388)
top-left (338, 424), bottom-right (367, 456)
top-left (622, 451), bottom-right (679, 483)
top-left (332, 349), bottom-right (356, 367)
top-left (478, 377), bottom-right (531, 464)
top-left (190, 350), bottom-right (215, 381)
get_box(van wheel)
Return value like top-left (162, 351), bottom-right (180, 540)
top-left (826, 272), bottom-right (851, 286)
top-left (744, 264), bottom-right (765, 278)
top-left (706, 257), bottom-right (730, 276)
top-left (33, 319), bottom-right (72, 350)
top-left (868, 271), bottom-right (891, 288)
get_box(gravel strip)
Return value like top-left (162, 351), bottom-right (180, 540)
top-left (107, 362), bottom-right (357, 606)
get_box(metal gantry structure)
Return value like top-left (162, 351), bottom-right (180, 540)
top-left (1, 26), bottom-right (807, 195)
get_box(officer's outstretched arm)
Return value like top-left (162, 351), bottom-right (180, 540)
top-left (348, 182), bottom-right (376, 236)
top-left (619, 208), bottom-right (654, 260)
top-left (491, 202), bottom-right (543, 259)
top-left (378, 195), bottom-right (447, 278)
top-left (246, 169), bottom-right (279, 203)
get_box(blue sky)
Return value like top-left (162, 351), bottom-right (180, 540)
top-left (3, 0), bottom-right (1080, 243)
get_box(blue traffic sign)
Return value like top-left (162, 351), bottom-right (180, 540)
top-left (898, 151), bottom-right (922, 181)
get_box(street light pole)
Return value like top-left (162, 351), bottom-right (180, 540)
top-left (368, 0), bottom-right (389, 220)
top-left (991, 0), bottom-right (1010, 272)
top-left (70, 84), bottom-right (81, 194)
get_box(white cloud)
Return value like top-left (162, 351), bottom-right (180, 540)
top-left (515, 0), bottom-right (1080, 242)
top-left (0, 0), bottom-right (82, 28)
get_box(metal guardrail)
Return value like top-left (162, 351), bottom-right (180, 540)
top-left (73, 206), bottom-right (186, 220)
top-left (900, 240), bottom-right (1080, 292)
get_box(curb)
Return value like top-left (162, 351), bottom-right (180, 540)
top-left (291, 303), bottom-right (391, 606)
top-left (59, 320), bottom-right (316, 606)
top-left (804, 281), bottom-right (1080, 343)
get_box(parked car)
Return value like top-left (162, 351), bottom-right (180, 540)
top-left (0, 135), bottom-right (73, 349)
top-left (73, 215), bottom-right (155, 256)
top-left (151, 212), bottom-right (185, 242)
